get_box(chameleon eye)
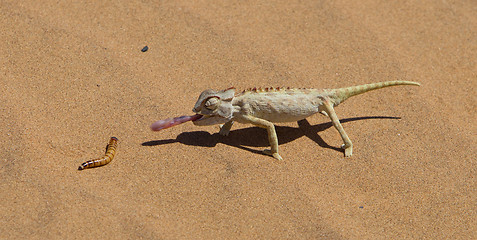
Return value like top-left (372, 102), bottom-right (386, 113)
top-left (204, 97), bottom-right (219, 110)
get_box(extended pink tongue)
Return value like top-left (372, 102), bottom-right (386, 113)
top-left (150, 114), bottom-right (202, 131)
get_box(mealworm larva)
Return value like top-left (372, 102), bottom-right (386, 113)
top-left (78, 137), bottom-right (119, 170)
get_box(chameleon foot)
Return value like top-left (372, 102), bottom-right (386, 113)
top-left (218, 121), bottom-right (234, 136)
top-left (263, 149), bottom-right (283, 161)
top-left (218, 125), bottom-right (229, 136)
top-left (341, 144), bottom-right (353, 157)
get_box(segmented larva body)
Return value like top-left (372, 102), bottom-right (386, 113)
top-left (78, 137), bottom-right (119, 170)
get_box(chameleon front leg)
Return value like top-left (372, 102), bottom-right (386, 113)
top-left (322, 100), bottom-right (353, 157)
top-left (241, 115), bottom-right (283, 161)
top-left (219, 120), bottom-right (234, 136)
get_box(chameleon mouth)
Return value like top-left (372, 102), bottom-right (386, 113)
top-left (191, 114), bottom-right (229, 126)
top-left (191, 114), bottom-right (204, 121)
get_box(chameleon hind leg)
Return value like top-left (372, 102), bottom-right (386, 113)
top-left (241, 115), bottom-right (283, 161)
top-left (322, 99), bottom-right (353, 157)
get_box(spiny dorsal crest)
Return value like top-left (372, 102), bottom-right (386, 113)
top-left (237, 86), bottom-right (315, 95)
top-left (239, 86), bottom-right (293, 93)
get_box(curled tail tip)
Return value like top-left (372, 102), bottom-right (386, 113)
top-left (403, 81), bottom-right (421, 86)
top-left (382, 80), bottom-right (420, 87)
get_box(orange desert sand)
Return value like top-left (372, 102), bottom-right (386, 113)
top-left (1, 1), bottom-right (475, 239)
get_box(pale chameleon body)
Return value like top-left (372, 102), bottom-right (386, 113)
top-left (234, 89), bottom-right (322, 123)
top-left (192, 81), bottom-right (420, 160)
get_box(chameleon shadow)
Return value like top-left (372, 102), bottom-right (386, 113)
top-left (142, 116), bottom-right (401, 156)
top-left (297, 116), bottom-right (401, 153)
top-left (142, 130), bottom-right (275, 157)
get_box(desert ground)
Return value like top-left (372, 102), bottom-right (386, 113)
top-left (1, 0), bottom-right (475, 239)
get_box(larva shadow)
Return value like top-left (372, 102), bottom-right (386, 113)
top-left (142, 116), bottom-right (400, 156)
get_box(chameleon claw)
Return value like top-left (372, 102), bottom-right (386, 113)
top-left (218, 129), bottom-right (229, 136)
top-left (218, 125), bottom-right (230, 136)
top-left (341, 144), bottom-right (353, 157)
top-left (263, 149), bottom-right (283, 161)
top-left (344, 147), bottom-right (353, 157)
top-left (218, 121), bottom-right (234, 136)
top-left (218, 125), bottom-right (229, 136)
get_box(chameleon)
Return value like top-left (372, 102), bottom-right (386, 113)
top-left (152, 81), bottom-right (420, 160)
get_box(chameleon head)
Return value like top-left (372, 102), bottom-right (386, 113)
top-left (192, 88), bottom-right (235, 126)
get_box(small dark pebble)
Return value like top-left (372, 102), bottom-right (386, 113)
top-left (141, 46), bottom-right (148, 52)
top-left (359, 206), bottom-right (364, 209)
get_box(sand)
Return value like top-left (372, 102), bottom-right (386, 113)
top-left (1, 0), bottom-right (475, 239)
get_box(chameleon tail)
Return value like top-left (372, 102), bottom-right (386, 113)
top-left (330, 81), bottom-right (420, 106)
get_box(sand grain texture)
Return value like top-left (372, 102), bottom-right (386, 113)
top-left (1, 0), bottom-right (475, 239)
